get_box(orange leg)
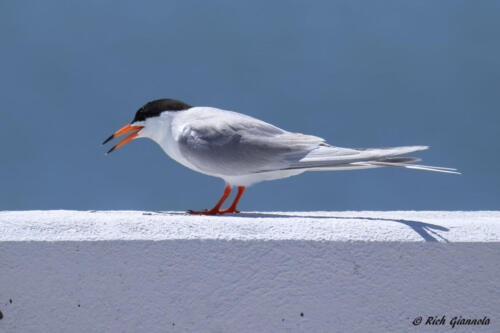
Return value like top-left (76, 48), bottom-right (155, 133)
top-left (220, 186), bottom-right (245, 214)
top-left (188, 184), bottom-right (232, 215)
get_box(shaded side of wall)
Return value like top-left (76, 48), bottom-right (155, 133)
top-left (0, 240), bottom-right (498, 332)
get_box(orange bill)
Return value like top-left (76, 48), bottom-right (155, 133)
top-left (102, 124), bottom-right (144, 154)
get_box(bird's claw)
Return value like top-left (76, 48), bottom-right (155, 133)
top-left (220, 209), bottom-right (240, 214)
top-left (187, 208), bottom-right (240, 215)
top-left (187, 209), bottom-right (218, 215)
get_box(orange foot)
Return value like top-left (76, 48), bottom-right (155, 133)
top-left (187, 209), bottom-right (219, 215)
top-left (187, 185), bottom-right (245, 216)
top-left (187, 208), bottom-right (239, 215)
top-left (220, 208), bottom-right (240, 214)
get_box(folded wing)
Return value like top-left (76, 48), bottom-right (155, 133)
top-left (176, 109), bottom-right (325, 175)
top-left (176, 108), bottom-right (459, 176)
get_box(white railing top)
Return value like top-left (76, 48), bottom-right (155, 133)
top-left (1, 210), bottom-right (499, 242)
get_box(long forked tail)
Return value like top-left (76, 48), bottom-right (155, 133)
top-left (351, 158), bottom-right (461, 174)
top-left (285, 145), bottom-right (461, 174)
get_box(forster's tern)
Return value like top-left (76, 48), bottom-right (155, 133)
top-left (103, 98), bottom-right (459, 214)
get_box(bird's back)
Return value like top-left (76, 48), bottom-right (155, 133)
top-left (171, 107), bottom-right (325, 177)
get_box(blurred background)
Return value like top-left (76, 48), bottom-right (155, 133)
top-left (1, 0), bottom-right (499, 211)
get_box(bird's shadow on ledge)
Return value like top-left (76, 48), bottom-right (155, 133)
top-left (154, 211), bottom-right (450, 242)
top-left (234, 212), bottom-right (450, 243)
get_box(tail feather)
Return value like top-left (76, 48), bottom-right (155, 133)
top-left (352, 161), bottom-right (461, 174)
top-left (380, 157), bottom-right (421, 164)
top-left (263, 145), bottom-right (460, 175)
top-left (287, 145), bottom-right (429, 169)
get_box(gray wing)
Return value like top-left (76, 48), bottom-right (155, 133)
top-left (176, 110), bottom-right (325, 176)
top-left (175, 108), bottom-right (458, 176)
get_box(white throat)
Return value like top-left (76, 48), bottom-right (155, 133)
top-left (137, 112), bottom-right (198, 171)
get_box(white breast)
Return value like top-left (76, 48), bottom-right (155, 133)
top-left (137, 108), bottom-right (308, 186)
top-left (138, 112), bottom-right (204, 174)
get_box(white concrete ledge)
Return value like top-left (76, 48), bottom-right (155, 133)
top-left (1, 210), bottom-right (499, 242)
top-left (1, 211), bottom-right (499, 332)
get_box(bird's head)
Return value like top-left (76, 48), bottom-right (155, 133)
top-left (102, 98), bottom-right (192, 154)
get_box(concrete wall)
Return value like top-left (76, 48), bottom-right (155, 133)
top-left (1, 211), bottom-right (499, 332)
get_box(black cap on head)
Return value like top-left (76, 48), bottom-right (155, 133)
top-left (132, 98), bottom-right (192, 123)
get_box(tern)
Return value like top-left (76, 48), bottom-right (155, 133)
top-left (103, 98), bottom-right (459, 215)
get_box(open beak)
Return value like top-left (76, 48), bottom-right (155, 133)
top-left (102, 124), bottom-right (144, 154)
